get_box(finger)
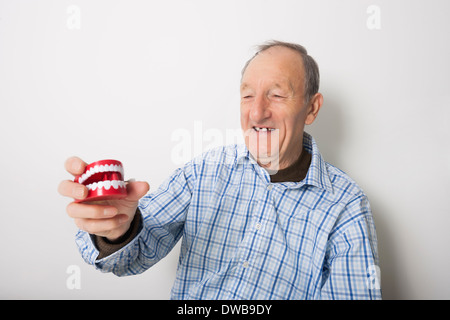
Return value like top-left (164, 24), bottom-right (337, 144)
top-left (65, 156), bottom-right (88, 176)
top-left (74, 214), bottom-right (128, 235)
top-left (58, 180), bottom-right (87, 200)
top-left (66, 202), bottom-right (118, 219)
top-left (125, 181), bottom-right (150, 202)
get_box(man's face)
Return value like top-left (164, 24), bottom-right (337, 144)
top-left (240, 46), bottom-right (311, 171)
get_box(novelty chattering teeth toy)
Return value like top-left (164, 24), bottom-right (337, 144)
top-left (74, 159), bottom-right (127, 202)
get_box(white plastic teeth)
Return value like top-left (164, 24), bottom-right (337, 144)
top-left (86, 180), bottom-right (126, 191)
top-left (78, 164), bottom-right (124, 185)
top-left (254, 127), bottom-right (276, 132)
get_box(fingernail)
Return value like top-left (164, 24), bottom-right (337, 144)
top-left (119, 216), bottom-right (127, 224)
top-left (72, 161), bottom-right (83, 174)
top-left (74, 186), bottom-right (85, 199)
top-left (104, 208), bottom-right (116, 216)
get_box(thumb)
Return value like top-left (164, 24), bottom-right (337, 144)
top-left (125, 180), bottom-right (150, 202)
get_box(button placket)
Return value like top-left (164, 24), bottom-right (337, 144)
top-left (237, 180), bottom-right (273, 272)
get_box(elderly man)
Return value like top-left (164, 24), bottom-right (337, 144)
top-left (58, 40), bottom-right (381, 300)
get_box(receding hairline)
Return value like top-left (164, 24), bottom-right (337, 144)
top-left (241, 41), bottom-right (307, 76)
top-left (244, 45), bottom-right (305, 74)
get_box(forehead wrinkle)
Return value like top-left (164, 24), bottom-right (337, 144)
top-left (273, 81), bottom-right (295, 94)
top-left (241, 79), bottom-right (295, 97)
top-left (240, 79), bottom-right (294, 91)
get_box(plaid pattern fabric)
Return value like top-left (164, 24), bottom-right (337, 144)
top-left (76, 132), bottom-right (381, 299)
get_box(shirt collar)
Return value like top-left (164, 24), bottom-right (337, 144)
top-left (235, 132), bottom-right (334, 193)
top-left (302, 132), bottom-right (334, 193)
top-left (236, 143), bottom-right (254, 164)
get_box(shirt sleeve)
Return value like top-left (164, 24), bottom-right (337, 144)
top-left (75, 163), bottom-right (195, 277)
top-left (319, 194), bottom-right (382, 300)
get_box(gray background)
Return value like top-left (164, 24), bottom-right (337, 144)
top-left (1, 0), bottom-right (449, 299)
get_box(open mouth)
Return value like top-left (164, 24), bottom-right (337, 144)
top-left (253, 126), bottom-right (276, 132)
top-left (74, 159), bottom-right (127, 202)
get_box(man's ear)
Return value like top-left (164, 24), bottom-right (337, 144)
top-left (305, 93), bottom-right (323, 125)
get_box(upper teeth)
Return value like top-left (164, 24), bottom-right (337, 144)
top-left (254, 127), bottom-right (275, 132)
top-left (78, 164), bottom-right (124, 185)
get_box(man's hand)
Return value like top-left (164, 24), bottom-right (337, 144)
top-left (58, 156), bottom-right (149, 241)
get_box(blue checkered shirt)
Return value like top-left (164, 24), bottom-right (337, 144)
top-left (76, 132), bottom-right (381, 299)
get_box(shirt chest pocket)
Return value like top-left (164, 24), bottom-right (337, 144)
top-left (216, 183), bottom-right (243, 215)
top-left (208, 180), bottom-right (258, 233)
top-left (275, 206), bottom-right (331, 261)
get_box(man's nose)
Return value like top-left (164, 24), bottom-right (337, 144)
top-left (250, 95), bottom-right (271, 122)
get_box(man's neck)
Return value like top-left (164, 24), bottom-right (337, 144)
top-left (269, 146), bottom-right (311, 183)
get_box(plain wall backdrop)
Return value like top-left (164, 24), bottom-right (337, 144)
top-left (0, 0), bottom-right (449, 299)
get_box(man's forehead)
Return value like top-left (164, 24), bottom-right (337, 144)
top-left (240, 80), bottom-right (292, 91)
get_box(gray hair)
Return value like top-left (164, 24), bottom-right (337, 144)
top-left (241, 40), bottom-right (320, 104)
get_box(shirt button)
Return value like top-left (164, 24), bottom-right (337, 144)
top-left (267, 185), bottom-right (273, 190)
top-left (242, 261), bottom-right (249, 268)
top-left (255, 222), bottom-right (262, 230)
